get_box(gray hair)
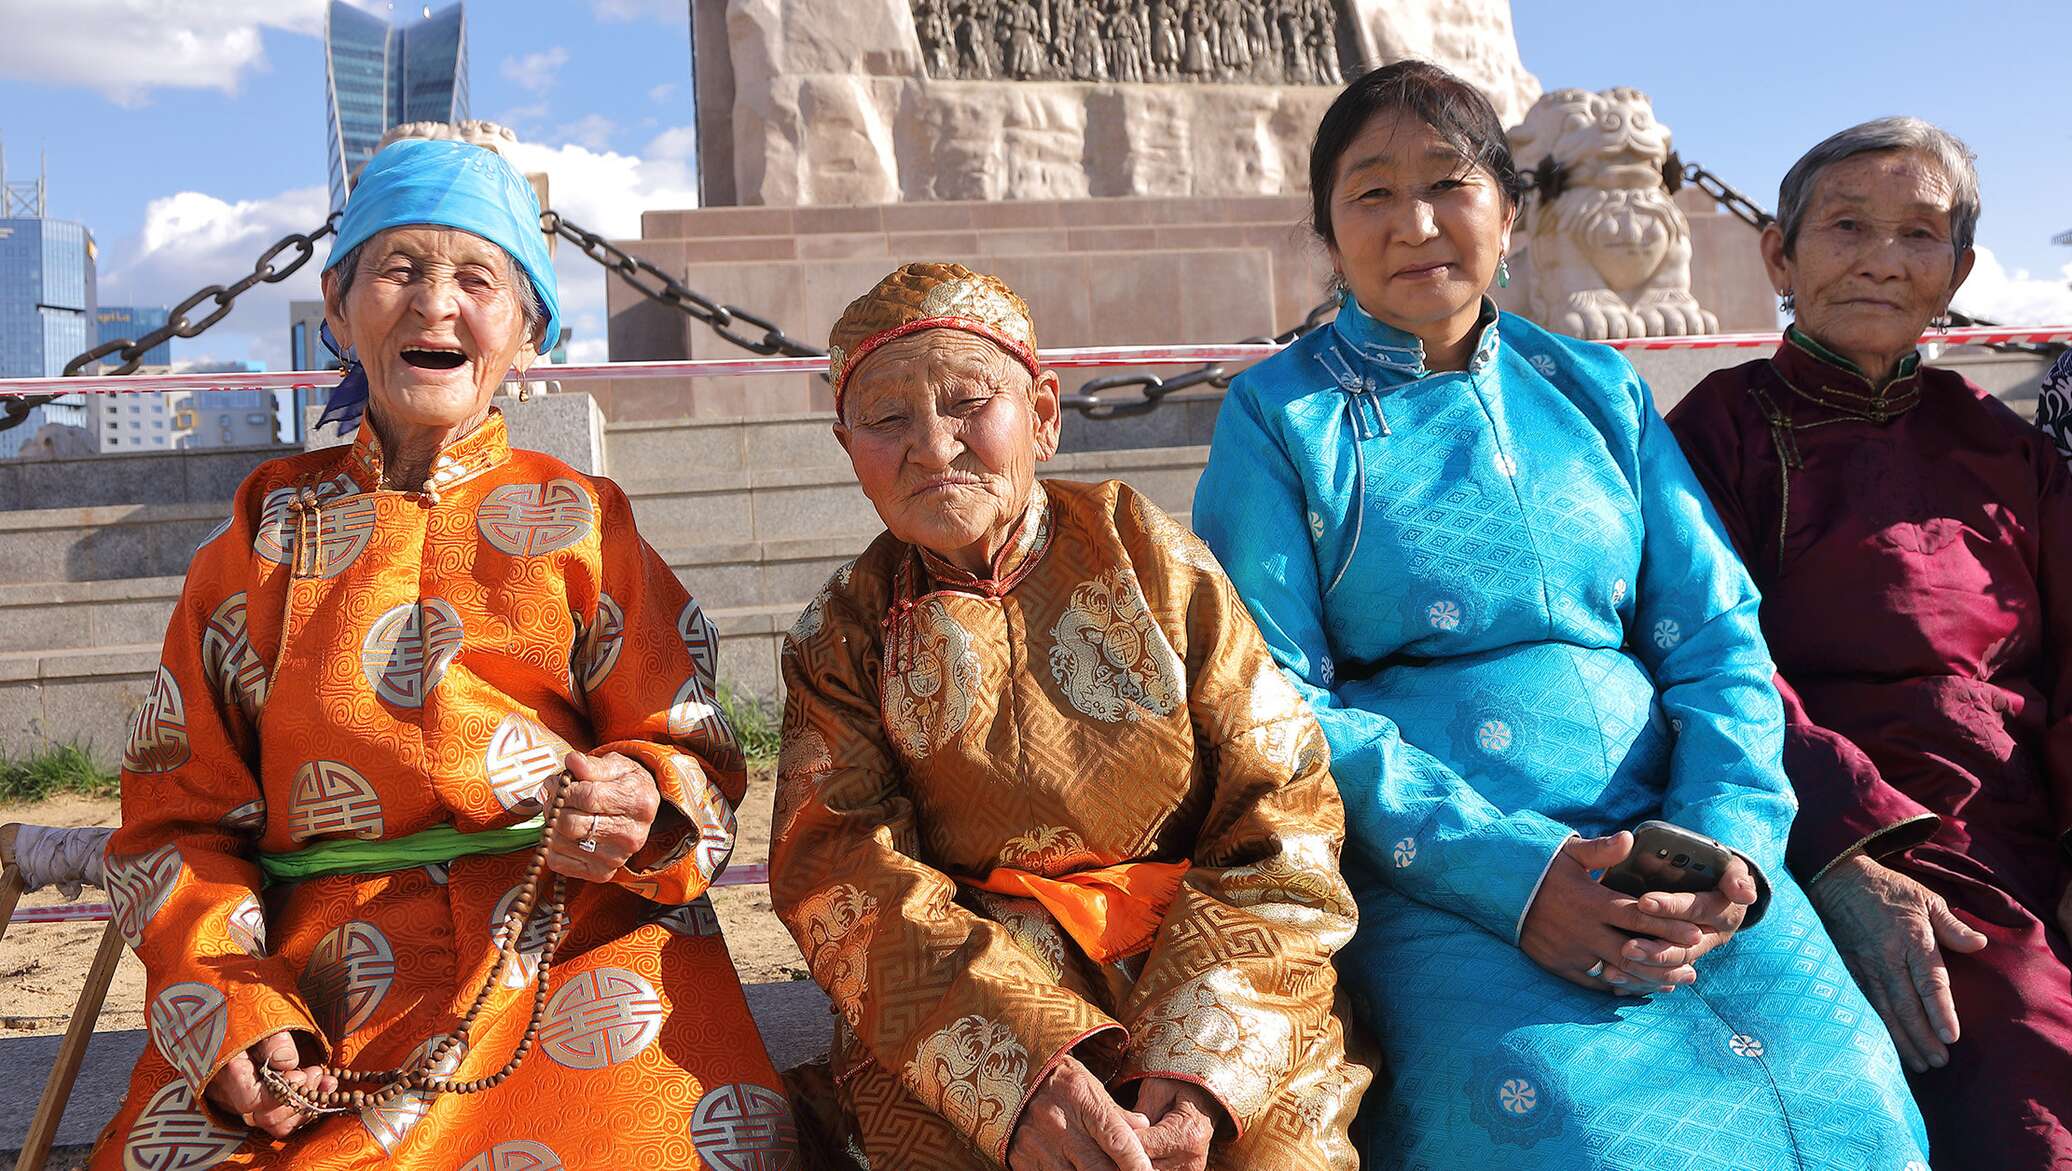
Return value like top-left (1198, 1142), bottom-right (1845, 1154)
top-left (326, 235), bottom-right (546, 349)
top-left (1776, 116), bottom-right (1980, 255)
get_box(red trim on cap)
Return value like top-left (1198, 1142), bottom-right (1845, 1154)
top-left (833, 316), bottom-right (1040, 416)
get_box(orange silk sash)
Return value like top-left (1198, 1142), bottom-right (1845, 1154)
top-left (962, 860), bottom-right (1192, 965)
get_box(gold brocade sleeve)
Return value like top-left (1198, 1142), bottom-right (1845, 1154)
top-left (772, 571), bottom-right (1124, 1163)
top-left (103, 467), bottom-right (327, 1111)
top-left (578, 480), bottom-right (744, 903)
top-left (1111, 491), bottom-right (1358, 1136)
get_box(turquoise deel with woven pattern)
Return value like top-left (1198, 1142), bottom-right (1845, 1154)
top-left (1194, 294), bottom-right (1929, 1170)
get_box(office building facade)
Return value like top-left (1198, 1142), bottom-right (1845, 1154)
top-left (96, 305), bottom-right (171, 369)
top-left (89, 388), bottom-right (175, 452)
top-left (325, 1), bottom-right (470, 211)
top-left (0, 215), bottom-right (97, 457)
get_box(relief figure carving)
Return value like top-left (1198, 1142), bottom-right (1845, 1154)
top-left (913, 0), bottom-right (1342, 84)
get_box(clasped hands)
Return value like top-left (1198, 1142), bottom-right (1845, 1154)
top-left (1520, 831), bottom-right (1757, 996)
top-left (1008, 1055), bottom-right (1224, 1171)
top-left (206, 749), bottom-right (661, 1135)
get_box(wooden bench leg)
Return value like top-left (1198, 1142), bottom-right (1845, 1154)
top-left (0, 864), bottom-right (24, 948)
top-left (14, 919), bottom-right (125, 1171)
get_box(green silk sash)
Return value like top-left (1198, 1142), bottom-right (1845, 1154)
top-left (257, 816), bottom-right (544, 884)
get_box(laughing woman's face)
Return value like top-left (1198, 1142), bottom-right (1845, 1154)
top-left (324, 226), bottom-right (538, 435)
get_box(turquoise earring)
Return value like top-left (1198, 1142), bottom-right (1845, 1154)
top-left (1497, 254), bottom-right (1512, 289)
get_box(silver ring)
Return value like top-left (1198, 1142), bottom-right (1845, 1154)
top-left (576, 812), bottom-right (600, 853)
top-left (1585, 960), bottom-right (1606, 979)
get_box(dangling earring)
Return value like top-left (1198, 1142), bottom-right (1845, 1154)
top-left (1778, 290), bottom-right (1796, 315)
top-left (1328, 271), bottom-right (1351, 300)
top-left (1931, 309), bottom-right (1953, 332)
top-left (1497, 254), bottom-right (1511, 289)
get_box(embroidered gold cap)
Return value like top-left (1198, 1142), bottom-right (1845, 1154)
top-left (827, 262), bottom-right (1040, 416)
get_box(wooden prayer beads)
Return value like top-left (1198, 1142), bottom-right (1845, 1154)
top-left (258, 778), bottom-right (575, 1116)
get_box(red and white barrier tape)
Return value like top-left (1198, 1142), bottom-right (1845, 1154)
top-left (12, 903), bottom-right (114, 924)
top-left (2, 327), bottom-right (2065, 399)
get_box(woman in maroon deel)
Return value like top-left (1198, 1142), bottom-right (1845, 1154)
top-left (1667, 116), bottom-right (2072, 1167)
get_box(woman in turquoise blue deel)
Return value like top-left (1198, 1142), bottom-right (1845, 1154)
top-left (1191, 62), bottom-right (1929, 1170)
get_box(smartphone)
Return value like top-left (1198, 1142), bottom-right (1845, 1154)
top-left (1600, 820), bottom-right (1732, 898)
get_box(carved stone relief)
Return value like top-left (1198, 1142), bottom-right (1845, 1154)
top-left (912, 0), bottom-right (1348, 85)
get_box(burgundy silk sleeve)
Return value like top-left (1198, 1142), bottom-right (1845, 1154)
top-left (1666, 380), bottom-right (1939, 884)
top-left (2034, 449), bottom-right (2072, 859)
top-left (1773, 675), bottom-right (1939, 882)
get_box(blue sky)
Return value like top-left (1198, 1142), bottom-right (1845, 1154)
top-left (0, 0), bottom-right (2062, 370)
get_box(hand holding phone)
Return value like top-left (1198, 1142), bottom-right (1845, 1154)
top-left (1600, 820), bottom-right (1732, 899)
top-left (1600, 821), bottom-right (1757, 979)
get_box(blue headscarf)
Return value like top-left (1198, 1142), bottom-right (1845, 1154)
top-left (317, 138), bottom-right (562, 433)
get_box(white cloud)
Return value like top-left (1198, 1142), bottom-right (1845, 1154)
top-left (553, 114), bottom-right (620, 152)
top-left (593, 0), bottom-right (688, 23)
top-left (648, 82), bottom-right (679, 104)
top-left (502, 133), bottom-right (701, 363)
top-left (99, 185), bottom-right (332, 370)
top-left (643, 126), bottom-right (699, 162)
top-left (0, 0), bottom-right (384, 104)
top-left (505, 134), bottom-right (699, 243)
top-left (500, 46), bottom-right (570, 94)
top-left (1950, 246), bottom-right (2072, 326)
top-left (495, 101), bottom-right (552, 128)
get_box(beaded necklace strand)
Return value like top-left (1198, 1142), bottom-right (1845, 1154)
top-left (257, 779), bottom-right (574, 1116)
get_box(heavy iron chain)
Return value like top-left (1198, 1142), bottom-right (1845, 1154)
top-left (1679, 162), bottom-right (1776, 231)
top-left (1059, 297), bottom-right (1342, 418)
top-left (66, 213), bottom-right (344, 378)
top-left (547, 206), bottom-right (1349, 417)
top-left (1, 213), bottom-right (346, 437)
top-left (22, 169), bottom-right (2051, 442)
top-left (540, 210), bottom-right (828, 358)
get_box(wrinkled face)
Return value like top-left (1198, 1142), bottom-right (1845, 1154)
top-left (324, 226), bottom-right (536, 433)
top-left (1765, 149), bottom-right (1973, 373)
top-left (835, 329), bottom-right (1061, 574)
top-left (1329, 108), bottom-right (1515, 340)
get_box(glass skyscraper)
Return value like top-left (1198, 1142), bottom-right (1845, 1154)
top-left (324, 1), bottom-right (470, 211)
top-left (96, 305), bottom-right (171, 369)
top-left (0, 215), bottom-right (96, 457)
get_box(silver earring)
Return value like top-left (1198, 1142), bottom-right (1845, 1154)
top-left (1778, 291), bottom-right (1796, 315)
top-left (1328, 271), bottom-right (1351, 299)
top-left (1497, 254), bottom-right (1512, 289)
top-left (1931, 310), bottom-right (1953, 332)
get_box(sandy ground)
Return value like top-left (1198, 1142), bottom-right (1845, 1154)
top-left (0, 769), bottom-right (808, 1043)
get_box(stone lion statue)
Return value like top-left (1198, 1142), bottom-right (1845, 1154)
top-left (1507, 87), bottom-right (1718, 339)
